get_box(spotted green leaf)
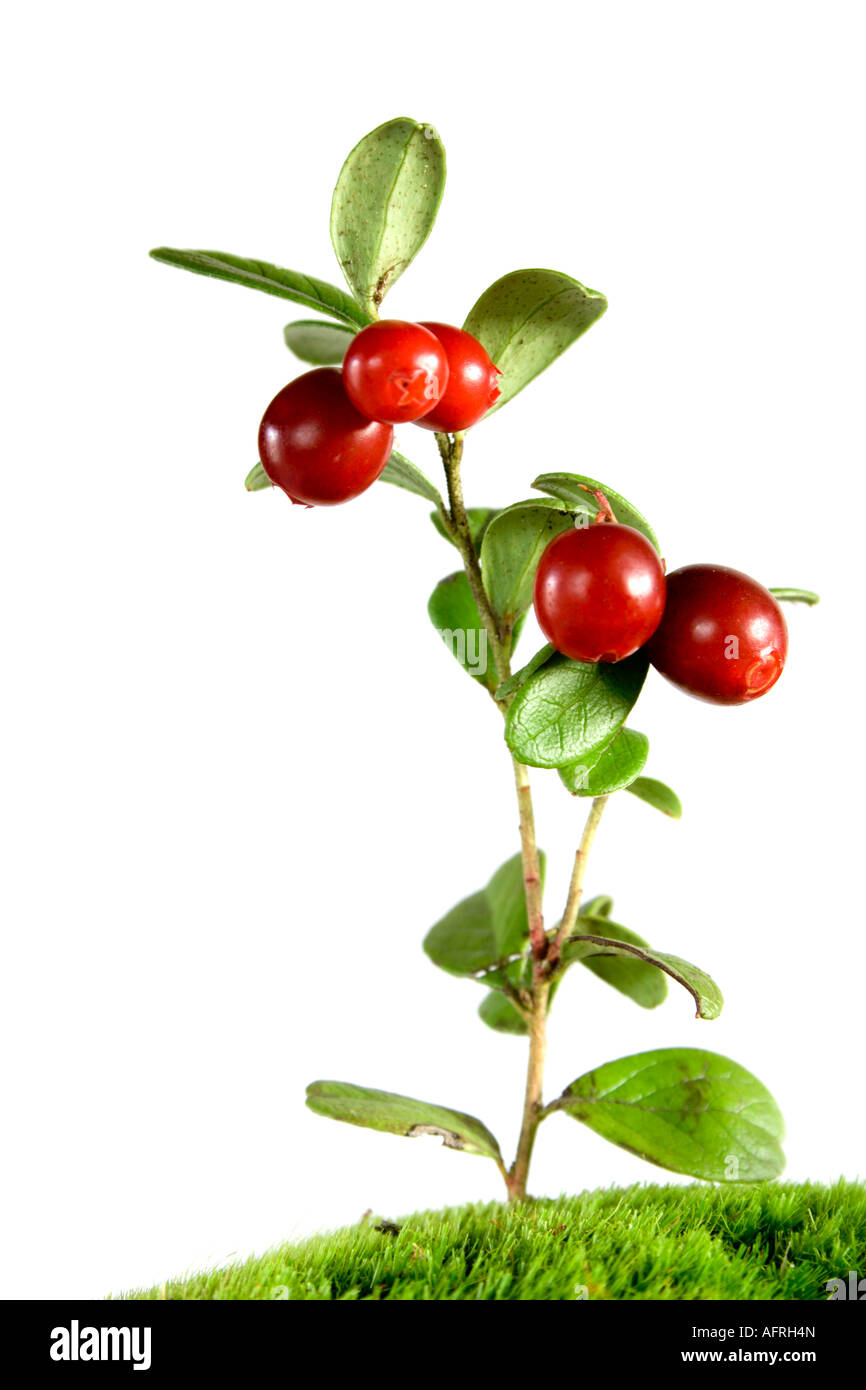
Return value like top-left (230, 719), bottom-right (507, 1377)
top-left (306, 1081), bottom-right (502, 1162)
top-left (330, 117), bottom-right (446, 317)
top-left (554, 1049), bottom-right (785, 1182)
top-left (464, 269), bottom-right (607, 413)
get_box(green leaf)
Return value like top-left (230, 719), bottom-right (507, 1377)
top-left (566, 932), bottom-right (722, 1019)
top-left (580, 895), bottom-right (614, 919)
top-left (554, 1049), bottom-right (785, 1182)
top-left (428, 572), bottom-right (490, 686)
top-left (478, 990), bottom-right (528, 1036)
top-left (532, 473), bottom-right (660, 551)
top-left (423, 851), bottom-right (545, 978)
top-left (568, 916), bottom-right (668, 1009)
top-left (769, 588), bottom-right (820, 606)
top-left (626, 777), bottom-right (683, 819)
top-left (480, 501), bottom-right (574, 629)
top-left (505, 651), bottom-right (649, 770)
top-left (559, 728), bottom-right (649, 796)
top-left (379, 450), bottom-right (442, 504)
top-left (464, 270), bottom-right (607, 412)
top-left (148, 248), bottom-right (370, 329)
top-left (306, 1081), bottom-right (502, 1162)
top-left (494, 645), bottom-right (556, 702)
top-left (283, 319), bottom-right (355, 365)
top-left (431, 508), bottom-right (498, 552)
top-left (330, 117), bottom-right (447, 317)
top-left (244, 462), bottom-right (272, 492)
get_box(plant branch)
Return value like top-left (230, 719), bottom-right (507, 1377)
top-left (437, 433), bottom-right (509, 687)
top-left (513, 758), bottom-right (547, 961)
top-left (547, 795), bottom-right (609, 971)
top-left (507, 980), bottom-right (550, 1201)
top-left (434, 428), bottom-right (549, 1201)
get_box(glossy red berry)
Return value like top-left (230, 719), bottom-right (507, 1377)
top-left (413, 322), bottom-right (501, 432)
top-left (342, 320), bottom-right (449, 424)
top-left (647, 564), bottom-right (788, 705)
top-left (258, 368), bottom-right (393, 506)
top-left (533, 523), bottom-right (667, 663)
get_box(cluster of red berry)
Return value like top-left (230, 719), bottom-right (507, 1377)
top-left (257, 318), bottom-right (786, 710)
top-left (258, 320), bottom-right (500, 506)
top-left (534, 522), bottom-right (788, 706)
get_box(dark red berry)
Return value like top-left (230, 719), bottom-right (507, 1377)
top-left (258, 368), bottom-right (393, 506)
top-left (413, 322), bottom-right (501, 432)
top-left (533, 523), bottom-right (667, 663)
top-left (647, 564), bottom-right (788, 704)
top-left (342, 320), bottom-right (449, 424)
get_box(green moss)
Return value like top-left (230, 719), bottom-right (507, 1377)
top-left (122, 1180), bottom-right (865, 1302)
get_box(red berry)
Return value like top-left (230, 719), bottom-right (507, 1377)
top-left (342, 320), bottom-right (449, 425)
top-left (413, 323), bottom-right (501, 432)
top-left (258, 368), bottom-right (393, 506)
top-left (647, 564), bottom-right (788, 704)
top-left (533, 523), bottom-right (667, 663)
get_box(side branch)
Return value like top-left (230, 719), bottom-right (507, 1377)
top-left (547, 795), bottom-right (609, 970)
top-left (513, 758), bottom-right (547, 960)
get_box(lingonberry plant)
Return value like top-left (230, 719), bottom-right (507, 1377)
top-left (151, 118), bottom-right (819, 1202)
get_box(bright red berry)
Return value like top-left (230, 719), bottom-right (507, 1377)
top-left (413, 322), bottom-right (501, 432)
top-left (647, 564), bottom-right (788, 704)
top-left (342, 320), bottom-right (449, 424)
top-left (533, 523), bottom-right (667, 664)
top-left (258, 368), bottom-right (393, 506)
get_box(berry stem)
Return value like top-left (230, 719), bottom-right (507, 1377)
top-left (548, 796), bottom-right (609, 971)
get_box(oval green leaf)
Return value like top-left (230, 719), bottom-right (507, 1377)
top-left (580, 895), bottom-right (614, 919)
top-left (559, 728), bottom-right (649, 796)
top-left (283, 319), bottom-right (355, 365)
top-left (431, 507), bottom-right (499, 552)
top-left (428, 572), bottom-right (491, 687)
top-left (463, 269), bottom-right (607, 412)
top-left (306, 1081), bottom-right (502, 1162)
top-left (555, 1048), bottom-right (785, 1182)
top-left (148, 248), bottom-right (370, 329)
top-left (566, 933), bottom-right (722, 1019)
top-left (494, 644), bottom-right (556, 702)
top-left (626, 776), bottom-right (683, 819)
top-left (244, 462), bottom-right (272, 492)
top-left (478, 990), bottom-right (528, 1036)
top-left (480, 500), bottom-right (574, 629)
top-left (423, 851), bottom-right (545, 978)
top-left (532, 473), bottom-right (660, 551)
top-left (505, 651), bottom-right (649, 770)
top-left (330, 117), bottom-right (447, 317)
top-left (379, 449), bottom-right (443, 504)
top-left (566, 916), bottom-right (667, 1009)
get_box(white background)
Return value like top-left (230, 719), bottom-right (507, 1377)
top-left (2, 1), bottom-right (863, 1299)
